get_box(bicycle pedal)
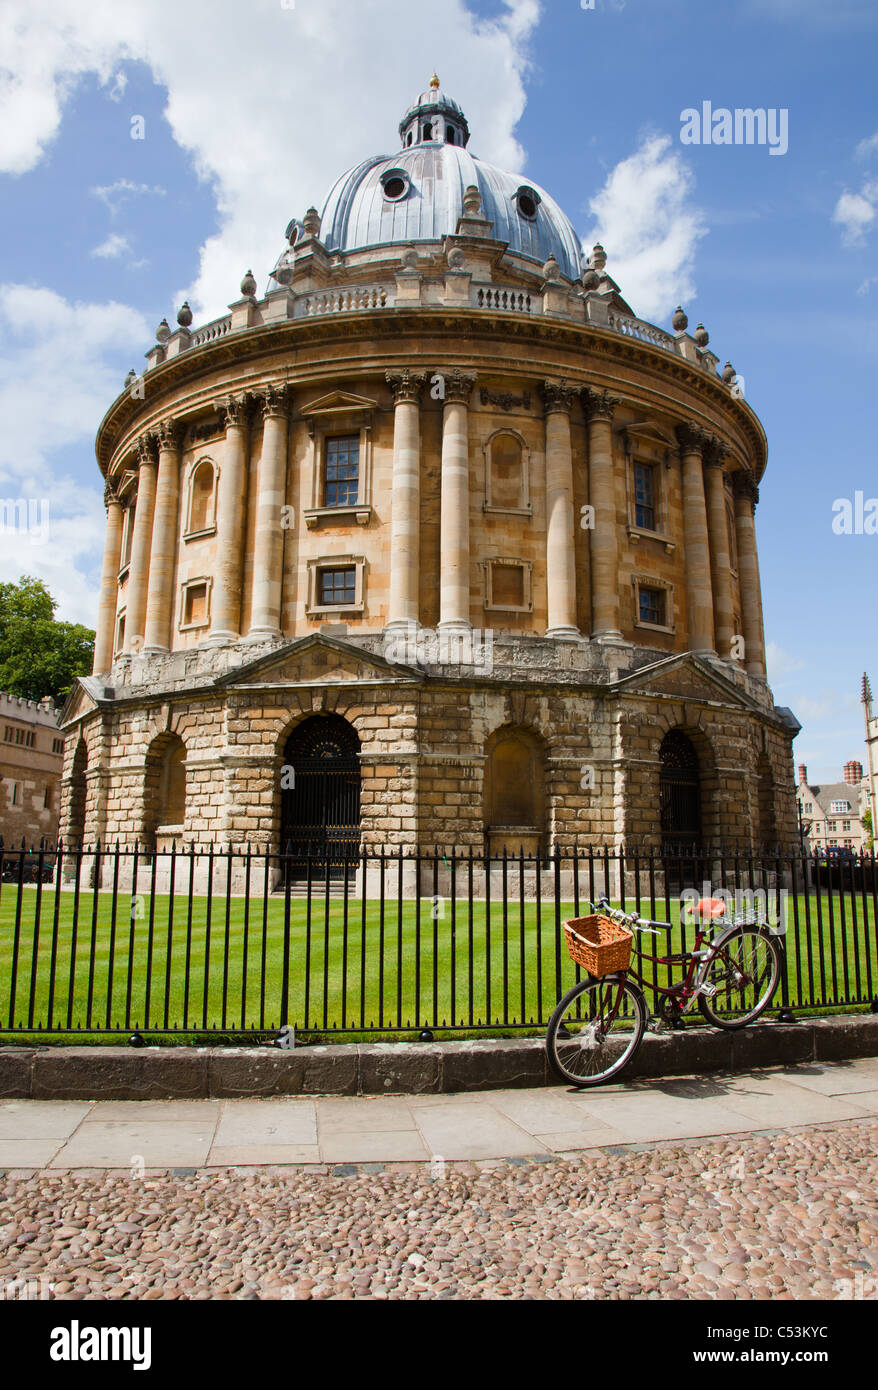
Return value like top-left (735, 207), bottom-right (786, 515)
top-left (646, 1017), bottom-right (665, 1033)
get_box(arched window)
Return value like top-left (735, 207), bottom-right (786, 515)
top-left (485, 431), bottom-right (528, 511)
top-left (160, 738), bottom-right (187, 827)
top-left (188, 459), bottom-right (215, 534)
top-left (726, 501), bottom-right (738, 570)
top-left (659, 730), bottom-right (701, 851)
top-left (406, 131), bottom-right (413, 146)
top-left (280, 715), bottom-right (361, 876)
top-left (446, 125), bottom-right (456, 144)
top-left (423, 123), bottom-right (433, 141)
top-left (68, 740), bottom-right (88, 846)
top-left (120, 504), bottom-right (134, 570)
top-left (484, 727), bottom-right (546, 855)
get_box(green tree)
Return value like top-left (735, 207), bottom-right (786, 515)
top-left (864, 808), bottom-right (873, 851)
top-left (0, 576), bottom-right (94, 704)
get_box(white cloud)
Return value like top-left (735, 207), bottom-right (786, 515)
top-left (91, 232), bottom-right (130, 259)
top-left (0, 284), bottom-right (149, 623)
top-left (856, 132), bottom-right (878, 160)
top-left (0, 0), bottom-right (539, 318)
top-left (585, 133), bottom-right (706, 321)
top-left (766, 642), bottom-right (805, 685)
top-left (833, 188), bottom-right (877, 246)
top-left (91, 180), bottom-right (166, 215)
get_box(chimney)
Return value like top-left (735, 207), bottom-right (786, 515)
top-left (844, 760), bottom-right (864, 786)
top-left (798, 763), bottom-right (808, 786)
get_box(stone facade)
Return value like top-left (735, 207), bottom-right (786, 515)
top-left (0, 693), bottom-right (62, 847)
top-left (62, 82), bottom-right (800, 862)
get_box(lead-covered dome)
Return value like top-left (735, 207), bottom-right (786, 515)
top-left (314, 79), bottom-right (584, 283)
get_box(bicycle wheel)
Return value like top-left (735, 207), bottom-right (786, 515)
top-left (546, 974), bottom-right (647, 1087)
top-left (697, 926), bottom-right (782, 1030)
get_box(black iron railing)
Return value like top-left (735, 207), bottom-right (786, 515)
top-left (0, 840), bottom-right (875, 1039)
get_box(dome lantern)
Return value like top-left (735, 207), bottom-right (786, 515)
top-left (398, 77), bottom-right (470, 149)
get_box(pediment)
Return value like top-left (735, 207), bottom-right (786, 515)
top-left (610, 654), bottom-right (757, 710)
top-left (216, 634), bottom-right (421, 689)
top-left (303, 390), bottom-right (377, 417)
top-left (59, 678), bottom-right (102, 726)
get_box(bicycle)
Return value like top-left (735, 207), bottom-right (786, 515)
top-left (545, 895), bottom-right (783, 1087)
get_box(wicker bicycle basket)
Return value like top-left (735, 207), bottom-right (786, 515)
top-left (562, 914), bottom-right (633, 977)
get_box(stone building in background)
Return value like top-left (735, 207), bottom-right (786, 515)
top-left (60, 79), bottom-right (800, 865)
top-left (0, 694), bottom-right (62, 848)
top-left (796, 761), bottom-right (871, 855)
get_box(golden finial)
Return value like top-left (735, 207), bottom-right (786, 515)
top-left (429, 73), bottom-right (440, 89)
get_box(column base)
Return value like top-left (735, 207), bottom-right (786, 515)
top-left (384, 619), bottom-right (421, 634)
top-left (244, 626), bottom-right (282, 642)
top-left (591, 629), bottom-right (628, 646)
top-left (545, 625), bottom-right (582, 641)
top-left (437, 619), bottom-right (472, 634)
top-left (204, 629), bottom-right (239, 647)
top-left (141, 644), bottom-right (169, 657)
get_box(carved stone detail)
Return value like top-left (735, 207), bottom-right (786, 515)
top-left (733, 469), bottom-right (759, 506)
top-left (541, 379), bottom-right (575, 415)
top-left (215, 394), bottom-right (251, 430)
top-left (479, 387), bottom-right (532, 413)
top-left (157, 418), bottom-right (184, 451)
top-left (701, 435), bottom-right (725, 470)
top-left (443, 368), bottom-right (477, 404)
top-left (136, 432), bottom-right (158, 467)
top-left (103, 481), bottom-right (122, 509)
top-left (260, 383), bottom-right (292, 420)
top-left (581, 386), bottom-right (620, 422)
top-left (675, 422), bottom-right (709, 456)
top-left (385, 368), bottom-right (426, 404)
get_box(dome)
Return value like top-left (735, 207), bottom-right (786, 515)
top-left (313, 82), bottom-right (585, 283)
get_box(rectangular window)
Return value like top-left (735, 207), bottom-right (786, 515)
top-left (842, 820), bottom-right (851, 831)
top-left (26, 731), bottom-right (34, 748)
top-left (491, 565), bottom-right (525, 609)
top-left (830, 799), bottom-right (851, 813)
top-left (638, 586), bottom-right (666, 627)
top-left (10, 782), bottom-right (20, 805)
top-left (43, 785), bottom-right (52, 810)
top-left (52, 738), bottom-right (63, 755)
top-left (116, 614), bottom-right (126, 652)
top-left (3, 727), bottom-right (12, 742)
top-left (634, 462), bottom-right (656, 531)
top-left (184, 582), bottom-right (209, 627)
top-left (318, 566), bottom-right (356, 606)
top-left (324, 436), bottom-right (360, 508)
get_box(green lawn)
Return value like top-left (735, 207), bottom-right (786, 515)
top-left (0, 885), bottom-right (875, 1038)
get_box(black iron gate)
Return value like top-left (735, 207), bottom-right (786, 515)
top-left (659, 728), bottom-right (701, 856)
top-left (280, 715), bottom-right (361, 877)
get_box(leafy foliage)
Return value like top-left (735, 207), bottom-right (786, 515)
top-left (0, 576), bottom-right (94, 704)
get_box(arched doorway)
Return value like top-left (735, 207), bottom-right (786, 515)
top-left (280, 714), bottom-right (361, 873)
top-left (484, 726), bottom-right (546, 857)
top-left (756, 753), bottom-right (777, 854)
top-left (67, 740), bottom-right (88, 846)
top-left (659, 729), bottom-right (701, 852)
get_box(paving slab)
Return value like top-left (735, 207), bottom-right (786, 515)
top-left (317, 1097), bottom-right (419, 1135)
top-left (0, 1101), bottom-right (92, 1140)
top-left (570, 1093), bottom-right (761, 1142)
top-left (0, 1140), bottom-right (66, 1167)
top-left (79, 1101), bottom-right (220, 1125)
top-left (484, 1089), bottom-right (614, 1135)
top-left (533, 1125), bottom-right (631, 1153)
top-left (779, 1060), bottom-right (878, 1096)
top-left (48, 1120), bottom-right (217, 1170)
top-left (718, 1083), bottom-right (870, 1127)
top-left (319, 1129), bottom-right (429, 1163)
top-left (206, 1144), bottom-right (322, 1167)
top-left (411, 1100), bottom-right (549, 1159)
top-left (214, 1100), bottom-right (317, 1147)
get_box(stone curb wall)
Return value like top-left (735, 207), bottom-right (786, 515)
top-left (1, 1015), bottom-right (875, 1101)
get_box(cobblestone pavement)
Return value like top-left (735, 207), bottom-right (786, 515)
top-left (1, 1119), bottom-right (875, 1300)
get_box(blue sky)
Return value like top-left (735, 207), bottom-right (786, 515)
top-left (0, 0), bottom-right (875, 780)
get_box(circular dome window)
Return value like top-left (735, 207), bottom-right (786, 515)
top-left (381, 168), bottom-right (411, 202)
top-left (514, 185), bottom-right (541, 221)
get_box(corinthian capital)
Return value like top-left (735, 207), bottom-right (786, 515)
top-left (215, 394), bottom-right (250, 430)
top-left (260, 383), bottom-right (292, 420)
top-left (136, 432), bottom-right (158, 467)
top-left (675, 422), bottom-right (709, 456)
top-left (157, 418), bottom-right (184, 452)
top-left (581, 386), bottom-right (620, 422)
top-left (443, 368), bottom-right (477, 404)
top-left (541, 378), bottom-right (575, 415)
top-left (732, 469), bottom-right (759, 506)
top-left (104, 479), bottom-right (122, 509)
top-left (386, 368), bottom-right (426, 404)
top-left (701, 435), bottom-right (725, 470)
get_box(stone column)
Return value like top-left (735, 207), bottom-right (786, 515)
top-left (733, 471), bottom-right (767, 678)
top-left (675, 423), bottom-right (716, 655)
top-left (125, 433), bottom-right (158, 653)
top-left (439, 369), bottom-right (476, 631)
top-left (581, 387), bottom-right (623, 641)
top-left (92, 482), bottom-right (124, 673)
top-left (541, 380), bottom-right (579, 638)
top-left (144, 418), bottom-right (183, 653)
top-left (209, 395), bottom-right (250, 643)
top-left (248, 384), bottom-right (290, 639)
top-left (703, 438), bottom-right (736, 661)
top-left (385, 369), bottom-right (425, 630)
